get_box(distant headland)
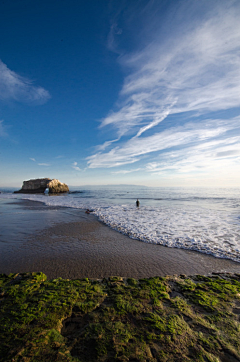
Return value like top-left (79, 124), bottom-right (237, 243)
top-left (14, 178), bottom-right (69, 194)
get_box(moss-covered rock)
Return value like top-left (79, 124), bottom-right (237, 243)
top-left (1, 272), bottom-right (240, 361)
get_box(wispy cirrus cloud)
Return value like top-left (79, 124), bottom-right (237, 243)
top-left (146, 136), bottom-right (240, 175)
top-left (90, 1), bottom-right (240, 173)
top-left (96, 138), bottom-right (120, 151)
top-left (0, 60), bottom-right (50, 104)
top-left (88, 117), bottom-right (240, 168)
top-left (29, 158), bottom-right (51, 167)
top-left (111, 168), bottom-right (143, 174)
top-left (72, 161), bottom-right (81, 171)
top-left (107, 22), bottom-right (123, 53)
top-left (117, 2), bottom-right (240, 118)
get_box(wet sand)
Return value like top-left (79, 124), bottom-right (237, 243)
top-left (1, 199), bottom-right (240, 279)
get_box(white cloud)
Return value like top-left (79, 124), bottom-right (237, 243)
top-left (132, 101), bottom-right (176, 139)
top-left (90, 2), bottom-right (240, 171)
top-left (72, 161), bottom-right (81, 171)
top-left (145, 135), bottom-right (240, 175)
top-left (115, 5), bottom-right (240, 134)
top-left (96, 138), bottom-right (120, 151)
top-left (0, 60), bottom-right (51, 104)
top-left (38, 163), bottom-right (50, 166)
top-left (88, 117), bottom-right (240, 168)
top-left (29, 158), bottom-right (36, 162)
top-left (118, 3), bottom-right (240, 117)
top-left (215, 150), bottom-right (240, 158)
top-left (100, 93), bottom-right (176, 138)
top-left (112, 168), bottom-right (143, 174)
top-left (107, 22), bottom-right (123, 53)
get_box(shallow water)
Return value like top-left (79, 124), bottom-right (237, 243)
top-left (1, 199), bottom-right (240, 279)
top-left (0, 186), bottom-right (240, 262)
top-left (0, 199), bottom-right (86, 245)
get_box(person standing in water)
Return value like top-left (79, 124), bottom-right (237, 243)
top-left (136, 199), bottom-right (140, 207)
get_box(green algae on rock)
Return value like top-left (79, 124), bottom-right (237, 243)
top-left (1, 273), bottom-right (240, 361)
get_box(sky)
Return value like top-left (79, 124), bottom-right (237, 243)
top-left (0, 0), bottom-right (240, 188)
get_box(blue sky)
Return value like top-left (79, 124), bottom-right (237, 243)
top-left (1, 0), bottom-right (240, 188)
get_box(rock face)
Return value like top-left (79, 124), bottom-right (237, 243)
top-left (47, 179), bottom-right (69, 194)
top-left (14, 178), bottom-right (69, 194)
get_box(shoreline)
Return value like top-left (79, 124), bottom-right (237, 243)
top-left (0, 200), bottom-right (240, 279)
top-left (1, 198), bottom-right (240, 279)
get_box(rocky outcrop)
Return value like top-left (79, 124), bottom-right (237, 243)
top-left (47, 179), bottom-right (69, 194)
top-left (14, 178), bottom-right (69, 194)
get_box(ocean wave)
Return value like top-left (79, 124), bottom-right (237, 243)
top-left (1, 192), bottom-right (240, 263)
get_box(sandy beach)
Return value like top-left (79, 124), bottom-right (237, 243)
top-left (1, 199), bottom-right (240, 279)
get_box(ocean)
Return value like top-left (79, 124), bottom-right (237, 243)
top-left (0, 185), bottom-right (240, 263)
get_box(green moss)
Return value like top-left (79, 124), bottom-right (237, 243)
top-left (177, 278), bottom-right (197, 292)
top-left (167, 315), bottom-right (190, 335)
top-left (171, 296), bottom-right (191, 313)
top-left (189, 290), bottom-right (219, 311)
top-left (1, 273), bottom-right (240, 361)
top-left (127, 277), bottom-right (138, 286)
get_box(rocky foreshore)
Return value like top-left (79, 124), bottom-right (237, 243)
top-left (1, 272), bottom-right (240, 361)
top-left (14, 178), bottom-right (69, 194)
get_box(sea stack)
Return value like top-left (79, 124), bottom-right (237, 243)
top-left (14, 178), bottom-right (69, 194)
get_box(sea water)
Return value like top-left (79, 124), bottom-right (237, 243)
top-left (0, 185), bottom-right (240, 262)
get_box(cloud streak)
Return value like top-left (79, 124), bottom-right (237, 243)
top-left (111, 168), bottom-right (143, 174)
top-left (107, 22), bottom-right (123, 54)
top-left (0, 60), bottom-right (51, 104)
top-left (90, 1), bottom-right (240, 174)
top-left (146, 136), bottom-right (240, 176)
top-left (119, 2), bottom-right (240, 117)
top-left (72, 161), bottom-right (81, 171)
top-left (88, 117), bottom-right (240, 168)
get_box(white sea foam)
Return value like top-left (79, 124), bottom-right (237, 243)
top-left (95, 204), bottom-right (240, 262)
top-left (1, 190), bottom-right (240, 262)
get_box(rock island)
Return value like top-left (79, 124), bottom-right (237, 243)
top-left (14, 178), bottom-right (69, 194)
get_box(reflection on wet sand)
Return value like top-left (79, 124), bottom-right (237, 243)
top-left (1, 199), bottom-right (240, 279)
